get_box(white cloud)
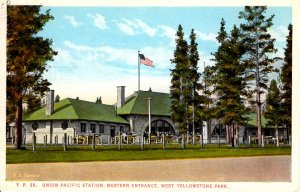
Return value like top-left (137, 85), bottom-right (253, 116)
top-left (87, 13), bottom-right (108, 30)
top-left (64, 15), bottom-right (82, 28)
top-left (53, 48), bottom-right (73, 67)
top-left (158, 25), bottom-right (176, 40)
top-left (61, 40), bottom-right (173, 70)
top-left (121, 18), bottom-right (138, 28)
top-left (270, 25), bottom-right (289, 43)
top-left (117, 23), bottom-right (136, 35)
top-left (116, 18), bottom-right (157, 37)
top-left (158, 25), bottom-right (176, 46)
top-left (135, 19), bottom-right (157, 37)
top-left (195, 30), bottom-right (217, 42)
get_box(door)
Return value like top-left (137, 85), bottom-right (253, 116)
top-left (110, 125), bottom-right (115, 137)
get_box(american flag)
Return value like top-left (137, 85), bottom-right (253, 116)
top-left (139, 54), bottom-right (154, 67)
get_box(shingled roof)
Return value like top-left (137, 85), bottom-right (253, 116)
top-left (23, 98), bottom-right (129, 124)
top-left (117, 90), bottom-right (171, 116)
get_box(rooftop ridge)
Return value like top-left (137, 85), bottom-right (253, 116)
top-left (67, 97), bottom-right (115, 108)
top-left (67, 98), bottom-right (81, 119)
top-left (138, 90), bottom-right (170, 95)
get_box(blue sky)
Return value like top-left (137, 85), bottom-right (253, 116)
top-left (39, 6), bottom-right (292, 104)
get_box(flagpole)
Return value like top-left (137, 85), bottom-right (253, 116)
top-left (138, 50), bottom-right (140, 92)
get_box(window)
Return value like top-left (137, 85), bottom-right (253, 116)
top-left (81, 123), bottom-right (86, 133)
top-left (32, 122), bottom-right (38, 130)
top-left (61, 121), bottom-right (68, 130)
top-left (120, 126), bottom-right (124, 133)
top-left (99, 124), bottom-right (104, 134)
top-left (91, 124), bottom-right (96, 133)
top-left (146, 119), bottom-right (175, 135)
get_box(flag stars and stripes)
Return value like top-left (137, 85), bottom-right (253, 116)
top-left (139, 53), bottom-right (154, 67)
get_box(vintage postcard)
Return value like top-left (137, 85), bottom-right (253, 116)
top-left (1, 0), bottom-right (299, 192)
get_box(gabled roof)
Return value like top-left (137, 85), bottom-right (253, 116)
top-left (245, 113), bottom-right (268, 128)
top-left (117, 90), bottom-right (171, 116)
top-left (23, 98), bottom-right (129, 124)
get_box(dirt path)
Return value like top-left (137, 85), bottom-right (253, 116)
top-left (6, 156), bottom-right (291, 182)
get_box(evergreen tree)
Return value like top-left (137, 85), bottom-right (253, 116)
top-left (7, 6), bottom-right (57, 149)
top-left (280, 24), bottom-right (292, 139)
top-left (96, 96), bottom-right (102, 104)
top-left (239, 6), bottom-right (278, 146)
top-left (202, 18), bottom-right (228, 143)
top-left (211, 20), bottom-right (249, 146)
top-left (265, 79), bottom-right (282, 129)
top-left (55, 94), bottom-right (60, 103)
top-left (202, 65), bottom-right (216, 143)
top-left (188, 29), bottom-right (203, 143)
top-left (170, 25), bottom-right (189, 135)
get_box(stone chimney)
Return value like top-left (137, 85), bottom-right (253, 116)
top-left (117, 86), bottom-right (125, 108)
top-left (46, 90), bottom-right (54, 116)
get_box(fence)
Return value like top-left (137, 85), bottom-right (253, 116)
top-left (28, 133), bottom-right (291, 152)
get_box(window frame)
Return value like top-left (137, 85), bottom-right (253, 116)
top-left (120, 125), bottom-right (124, 133)
top-left (61, 121), bottom-right (68, 130)
top-left (99, 124), bottom-right (104, 134)
top-left (32, 122), bottom-right (38, 131)
top-left (81, 123), bottom-right (86, 133)
top-left (91, 124), bottom-right (96, 133)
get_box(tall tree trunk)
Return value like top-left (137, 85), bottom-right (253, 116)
top-left (207, 119), bottom-right (211, 144)
top-left (255, 28), bottom-right (262, 146)
top-left (235, 123), bottom-right (239, 147)
top-left (226, 125), bottom-right (230, 144)
top-left (231, 124), bottom-right (234, 147)
top-left (181, 133), bottom-right (185, 150)
top-left (256, 92), bottom-right (262, 146)
top-left (13, 99), bottom-right (23, 149)
top-left (286, 122), bottom-right (289, 144)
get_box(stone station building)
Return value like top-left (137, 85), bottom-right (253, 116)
top-left (22, 87), bottom-right (178, 144)
top-left (21, 87), bottom-right (289, 145)
top-left (23, 90), bottom-right (129, 144)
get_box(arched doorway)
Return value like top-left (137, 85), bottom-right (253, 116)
top-left (144, 119), bottom-right (175, 135)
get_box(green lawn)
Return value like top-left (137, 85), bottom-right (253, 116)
top-left (6, 144), bottom-right (291, 164)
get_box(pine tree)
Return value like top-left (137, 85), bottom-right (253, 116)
top-left (7, 6), bottom-right (57, 149)
top-left (55, 94), bottom-right (60, 103)
top-left (96, 96), bottom-right (102, 104)
top-left (211, 20), bottom-right (249, 147)
top-left (188, 29), bottom-right (203, 143)
top-left (170, 25), bottom-right (194, 149)
top-left (202, 18), bottom-right (228, 143)
top-left (239, 6), bottom-right (278, 146)
top-left (280, 24), bottom-right (292, 140)
top-left (170, 25), bottom-right (189, 135)
top-left (202, 65), bottom-right (216, 143)
top-left (265, 79), bottom-right (282, 129)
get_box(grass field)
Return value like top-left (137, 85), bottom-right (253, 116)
top-left (6, 144), bottom-right (291, 164)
